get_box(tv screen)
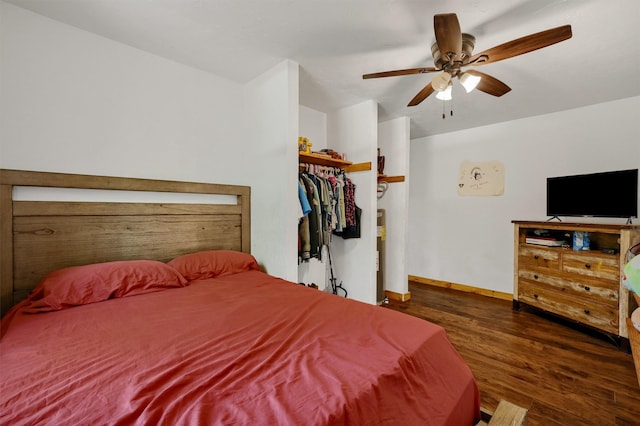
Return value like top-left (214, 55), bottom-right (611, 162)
top-left (546, 169), bottom-right (638, 219)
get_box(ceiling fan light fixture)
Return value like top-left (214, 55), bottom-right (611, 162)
top-left (459, 72), bottom-right (481, 93)
top-left (431, 71), bottom-right (451, 92)
top-left (435, 83), bottom-right (452, 100)
top-left (362, 13), bottom-right (571, 107)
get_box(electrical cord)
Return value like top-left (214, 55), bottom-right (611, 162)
top-left (327, 247), bottom-right (347, 298)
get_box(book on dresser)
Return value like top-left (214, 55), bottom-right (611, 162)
top-left (525, 236), bottom-right (566, 247)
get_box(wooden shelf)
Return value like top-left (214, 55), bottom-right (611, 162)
top-left (344, 162), bottom-right (372, 173)
top-left (378, 175), bottom-right (405, 183)
top-left (299, 152), bottom-right (352, 168)
top-left (299, 152), bottom-right (371, 173)
top-left (512, 220), bottom-right (639, 232)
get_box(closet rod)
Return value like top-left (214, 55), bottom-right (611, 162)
top-left (299, 163), bottom-right (345, 174)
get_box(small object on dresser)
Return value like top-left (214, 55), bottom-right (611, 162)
top-left (572, 231), bottom-right (590, 251)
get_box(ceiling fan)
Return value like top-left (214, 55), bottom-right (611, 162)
top-left (363, 13), bottom-right (572, 106)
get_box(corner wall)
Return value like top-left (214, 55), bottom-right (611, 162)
top-left (298, 106), bottom-right (329, 289)
top-left (0, 2), bottom-right (245, 185)
top-left (378, 117), bottom-right (410, 296)
top-left (328, 100), bottom-right (378, 304)
top-left (0, 3), bottom-right (301, 282)
top-left (408, 96), bottom-right (640, 295)
top-left (243, 60), bottom-right (299, 281)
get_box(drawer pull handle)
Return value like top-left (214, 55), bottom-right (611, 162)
top-left (584, 309), bottom-right (590, 315)
top-left (533, 294), bottom-right (538, 299)
top-left (534, 255), bottom-right (539, 260)
top-left (585, 263), bottom-right (591, 269)
top-left (533, 274), bottom-right (538, 280)
top-left (584, 286), bottom-right (590, 292)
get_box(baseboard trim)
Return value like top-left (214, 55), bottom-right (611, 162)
top-left (408, 275), bottom-right (512, 301)
top-left (384, 290), bottom-right (411, 302)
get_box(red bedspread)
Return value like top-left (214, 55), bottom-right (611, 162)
top-left (1, 271), bottom-right (479, 425)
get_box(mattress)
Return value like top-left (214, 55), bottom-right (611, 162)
top-left (0, 267), bottom-right (480, 425)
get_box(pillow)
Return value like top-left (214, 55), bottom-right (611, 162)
top-left (167, 250), bottom-right (260, 281)
top-left (25, 260), bottom-right (188, 313)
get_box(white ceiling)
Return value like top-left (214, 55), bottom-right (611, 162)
top-left (6, 0), bottom-right (640, 139)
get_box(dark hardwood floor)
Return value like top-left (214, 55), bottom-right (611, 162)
top-left (385, 281), bottom-right (640, 426)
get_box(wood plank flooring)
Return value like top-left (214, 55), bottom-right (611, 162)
top-left (385, 281), bottom-right (640, 426)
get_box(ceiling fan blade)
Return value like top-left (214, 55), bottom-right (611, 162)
top-left (407, 83), bottom-right (435, 106)
top-left (465, 70), bottom-right (511, 97)
top-left (434, 13), bottom-right (462, 61)
top-left (363, 67), bottom-right (438, 79)
top-left (468, 25), bottom-right (572, 65)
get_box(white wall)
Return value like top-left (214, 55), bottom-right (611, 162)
top-left (299, 106), bottom-right (328, 151)
top-left (328, 100), bottom-right (378, 303)
top-left (408, 96), bottom-right (640, 295)
top-left (0, 2), bottom-right (300, 279)
top-left (298, 106), bottom-right (329, 289)
top-left (0, 2), bottom-right (245, 185)
top-left (12, 1), bottom-right (636, 300)
top-left (378, 117), bottom-right (410, 296)
top-left (243, 60), bottom-right (299, 281)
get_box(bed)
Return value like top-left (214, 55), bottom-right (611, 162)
top-left (0, 169), bottom-right (480, 425)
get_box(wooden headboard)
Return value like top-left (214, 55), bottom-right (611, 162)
top-left (0, 169), bottom-right (251, 317)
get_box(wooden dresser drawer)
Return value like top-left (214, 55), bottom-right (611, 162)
top-left (518, 280), bottom-right (618, 334)
top-left (562, 252), bottom-right (619, 282)
top-left (518, 246), bottom-right (560, 271)
top-left (518, 269), bottom-right (618, 304)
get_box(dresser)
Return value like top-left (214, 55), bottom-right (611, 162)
top-left (512, 221), bottom-right (640, 346)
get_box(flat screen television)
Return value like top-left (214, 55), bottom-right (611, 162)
top-left (546, 169), bottom-right (638, 220)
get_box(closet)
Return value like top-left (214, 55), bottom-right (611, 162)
top-left (297, 104), bottom-right (409, 305)
top-left (298, 151), bottom-right (371, 296)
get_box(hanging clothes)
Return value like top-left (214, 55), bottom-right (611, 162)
top-left (298, 181), bottom-right (311, 218)
top-left (333, 176), bottom-right (360, 240)
top-left (343, 177), bottom-right (356, 229)
top-left (298, 178), bottom-right (311, 260)
top-left (297, 161), bottom-right (363, 299)
top-left (298, 164), bottom-right (360, 262)
top-left (300, 175), bottom-right (322, 260)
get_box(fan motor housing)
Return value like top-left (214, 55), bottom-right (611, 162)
top-left (431, 33), bottom-right (476, 68)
